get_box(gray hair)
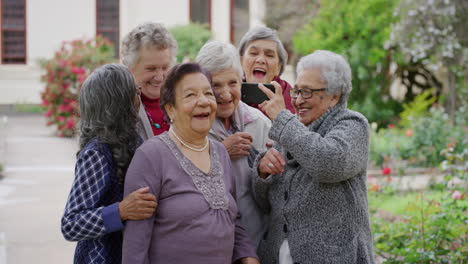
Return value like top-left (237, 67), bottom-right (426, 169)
top-left (121, 22), bottom-right (178, 68)
top-left (297, 50), bottom-right (353, 105)
top-left (79, 63), bottom-right (139, 182)
top-left (195, 40), bottom-right (243, 78)
top-left (238, 26), bottom-right (288, 75)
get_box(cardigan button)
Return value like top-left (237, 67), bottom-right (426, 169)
top-left (283, 224), bottom-right (288, 233)
top-left (284, 191), bottom-right (288, 200)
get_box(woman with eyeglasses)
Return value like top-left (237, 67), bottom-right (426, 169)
top-left (251, 50), bottom-right (375, 263)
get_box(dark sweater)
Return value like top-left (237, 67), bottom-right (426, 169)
top-left (61, 139), bottom-right (124, 264)
top-left (252, 105), bottom-right (374, 264)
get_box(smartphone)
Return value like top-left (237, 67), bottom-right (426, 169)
top-left (241, 83), bottom-right (275, 104)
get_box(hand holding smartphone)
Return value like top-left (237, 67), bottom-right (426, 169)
top-left (241, 83), bottom-right (275, 104)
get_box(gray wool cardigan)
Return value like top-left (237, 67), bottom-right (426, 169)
top-left (252, 105), bottom-right (375, 264)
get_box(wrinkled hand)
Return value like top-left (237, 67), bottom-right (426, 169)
top-left (119, 187), bottom-right (157, 221)
top-left (258, 148), bottom-right (285, 179)
top-left (222, 132), bottom-right (253, 160)
top-left (258, 81), bottom-right (285, 120)
top-left (240, 257), bottom-right (260, 264)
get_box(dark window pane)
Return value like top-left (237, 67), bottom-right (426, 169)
top-left (2, 0), bottom-right (26, 64)
top-left (191, 0), bottom-right (210, 25)
top-left (96, 0), bottom-right (119, 58)
top-left (234, 0), bottom-right (249, 45)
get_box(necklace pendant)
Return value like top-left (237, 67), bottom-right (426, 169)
top-left (154, 123), bottom-right (161, 129)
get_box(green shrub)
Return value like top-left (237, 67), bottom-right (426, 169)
top-left (372, 194), bottom-right (467, 263)
top-left (369, 90), bottom-right (466, 168)
top-left (169, 23), bottom-right (212, 63)
top-left (405, 107), bottom-right (465, 167)
top-left (399, 90), bottom-right (436, 128)
top-left (369, 124), bottom-right (411, 168)
top-left (39, 36), bottom-right (115, 137)
top-left (293, 0), bottom-right (402, 126)
top-left (371, 144), bottom-right (467, 263)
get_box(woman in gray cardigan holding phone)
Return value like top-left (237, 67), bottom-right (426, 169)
top-left (252, 50), bottom-right (374, 263)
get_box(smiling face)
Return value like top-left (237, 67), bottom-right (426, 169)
top-left (211, 68), bottom-right (242, 128)
top-left (165, 72), bottom-right (217, 139)
top-left (130, 46), bottom-right (172, 99)
top-left (293, 68), bottom-right (340, 126)
top-left (241, 39), bottom-right (281, 83)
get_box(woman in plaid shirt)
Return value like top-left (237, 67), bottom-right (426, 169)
top-left (61, 64), bottom-right (157, 263)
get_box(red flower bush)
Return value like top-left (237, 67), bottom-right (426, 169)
top-left (381, 167), bottom-right (392, 175)
top-left (40, 36), bottom-right (115, 137)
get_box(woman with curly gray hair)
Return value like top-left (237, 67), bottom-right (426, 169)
top-left (121, 22), bottom-right (178, 139)
top-left (61, 64), bottom-right (157, 264)
top-left (252, 50), bottom-right (374, 263)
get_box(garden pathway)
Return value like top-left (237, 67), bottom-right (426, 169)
top-left (0, 113), bottom-right (76, 264)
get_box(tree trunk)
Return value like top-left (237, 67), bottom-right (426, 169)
top-left (447, 68), bottom-right (457, 124)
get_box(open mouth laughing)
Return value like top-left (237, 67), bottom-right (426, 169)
top-left (252, 67), bottom-right (267, 80)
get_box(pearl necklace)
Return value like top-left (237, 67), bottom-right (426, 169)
top-left (170, 128), bottom-right (209, 152)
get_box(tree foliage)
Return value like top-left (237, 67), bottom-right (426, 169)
top-left (293, 0), bottom-right (401, 126)
top-left (169, 23), bottom-right (212, 63)
top-left (389, 0), bottom-right (468, 120)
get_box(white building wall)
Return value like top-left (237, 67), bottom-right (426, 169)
top-left (28, 0), bottom-right (95, 61)
top-left (250, 0), bottom-right (266, 28)
top-left (122, 0), bottom-right (190, 37)
top-left (211, 0), bottom-right (231, 43)
top-left (0, 0), bottom-right (95, 104)
top-left (0, 0), bottom-right (266, 104)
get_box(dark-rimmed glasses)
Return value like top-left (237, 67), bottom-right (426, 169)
top-left (290, 88), bottom-right (327, 99)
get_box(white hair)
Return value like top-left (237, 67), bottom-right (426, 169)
top-left (120, 22), bottom-right (178, 68)
top-left (195, 40), bottom-right (243, 78)
top-left (297, 50), bottom-right (352, 105)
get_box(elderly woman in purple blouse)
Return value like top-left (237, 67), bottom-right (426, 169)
top-left (122, 63), bottom-right (259, 264)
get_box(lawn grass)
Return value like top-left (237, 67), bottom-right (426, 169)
top-left (369, 190), bottom-right (448, 216)
top-left (14, 103), bottom-right (45, 113)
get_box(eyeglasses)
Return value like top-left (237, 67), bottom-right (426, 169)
top-left (290, 88), bottom-right (327, 99)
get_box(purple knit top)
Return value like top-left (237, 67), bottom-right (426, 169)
top-left (122, 132), bottom-right (257, 264)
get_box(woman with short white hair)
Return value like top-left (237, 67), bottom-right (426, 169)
top-left (252, 50), bottom-right (374, 263)
top-left (196, 41), bottom-right (271, 249)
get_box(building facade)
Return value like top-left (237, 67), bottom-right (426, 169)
top-left (0, 0), bottom-right (266, 104)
